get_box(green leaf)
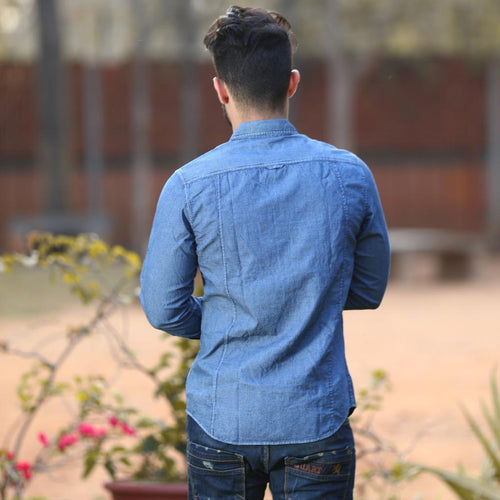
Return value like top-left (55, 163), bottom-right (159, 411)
top-left (461, 405), bottom-right (500, 482)
top-left (76, 390), bottom-right (89, 403)
top-left (492, 373), bottom-right (500, 421)
top-left (371, 369), bottom-right (388, 384)
top-left (135, 416), bottom-right (159, 429)
top-left (140, 435), bottom-right (159, 454)
top-left (490, 372), bottom-right (500, 448)
top-left (104, 457), bottom-right (116, 480)
top-left (63, 272), bottom-right (81, 284)
top-left (82, 449), bottom-right (99, 479)
top-left (481, 400), bottom-right (500, 453)
top-left (54, 382), bottom-right (71, 394)
top-left (414, 464), bottom-right (500, 500)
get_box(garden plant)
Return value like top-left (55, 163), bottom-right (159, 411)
top-left (411, 371), bottom-right (500, 500)
top-left (0, 233), bottom-right (197, 500)
top-left (1, 233), bottom-right (498, 500)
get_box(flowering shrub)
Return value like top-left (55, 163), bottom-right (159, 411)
top-left (0, 410), bottom-right (139, 497)
top-left (1, 233), bottom-right (425, 500)
top-left (0, 233), bottom-right (198, 500)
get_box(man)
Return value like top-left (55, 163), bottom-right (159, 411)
top-left (140, 5), bottom-right (390, 499)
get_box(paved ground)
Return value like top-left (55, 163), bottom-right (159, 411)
top-left (1, 256), bottom-right (499, 499)
top-left (345, 255), bottom-right (500, 499)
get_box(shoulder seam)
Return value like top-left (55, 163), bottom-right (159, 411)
top-left (180, 155), bottom-right (365, 185)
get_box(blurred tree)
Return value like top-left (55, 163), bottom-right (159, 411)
top-left (393, 0), bottom-right (500, 248)
top-left (297, 0), bottom-right (500, 246)
top-left (0, 0), bottom-right (36, 60)
top-left (177, 0), bottom-right (201, 165)
top-left (2, 0), bottom-right (500, 245)
top-left (487, 54), bottom-right (500, 250)
top-left (319, 0), bottom-right (418, 150)
top-left (456, 0), bottom-right (500, 249)
top-left (130, 0), bottom-right (153, 254)
top-left (81, 0), bottom-right (105, 222)
top-left (83, 53), bottom-right (103, 219)
top-left (36, 0), bottom-right (71, 214)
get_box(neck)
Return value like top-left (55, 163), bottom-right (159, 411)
top-left (229, 102), bottom-right (289, 131)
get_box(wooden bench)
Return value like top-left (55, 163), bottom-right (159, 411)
top-left (388, 228), bottom-right (484, 281)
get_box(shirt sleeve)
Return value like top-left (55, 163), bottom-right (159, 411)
top-left (344, 167), bottom-right (391, 310)
top-left (140, 172), bottom-right (201, 338)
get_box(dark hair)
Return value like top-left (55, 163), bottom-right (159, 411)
top-left (204, 5), bottom-right (297, 112)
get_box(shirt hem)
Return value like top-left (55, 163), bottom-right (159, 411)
top-left (186, 408), bottom-right (355, 446)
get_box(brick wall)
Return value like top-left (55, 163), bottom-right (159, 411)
top-left (0, 57), bottom-right (486, 250)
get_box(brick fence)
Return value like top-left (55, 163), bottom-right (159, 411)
top-left (0, 57), bottom-right (486, 250)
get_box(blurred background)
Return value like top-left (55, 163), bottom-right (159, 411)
top-left (1, 3), bottom-right (500, 499)
top-left (1, 0), bottom-right (499, 256)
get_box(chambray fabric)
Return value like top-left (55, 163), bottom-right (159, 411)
top-left (140, 119), bottom-right (390, 445)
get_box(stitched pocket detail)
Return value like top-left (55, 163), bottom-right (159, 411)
top-left (187, 441), bottom-right (245, 499)
top-left (285, 447), bottom-right (354, 499)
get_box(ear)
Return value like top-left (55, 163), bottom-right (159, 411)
top-left (288, 69), bottom-right (300, 98)
top-left (213, 77), bottom-right (230, 104)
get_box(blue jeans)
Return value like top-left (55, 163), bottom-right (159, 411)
top-left (186, 416), bottom-right (355, 500)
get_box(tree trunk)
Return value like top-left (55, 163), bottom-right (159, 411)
top-left (130, 0), bottom-right (152, 253)
top-left (486, 55), bottom-right (500, 251)
top-left (326, 53), bottom-right (356, 150)
top-left (324, 0), bottom-right (357, 150)
top-left (36, 0), bottom-right (70, 213)
top-left (83, 61), bottom-right (103, 217)
top-left (178, 0), bottom-right (201, 165)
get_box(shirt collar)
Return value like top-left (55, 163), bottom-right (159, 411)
top-left (230, 119), bottom-right (297, 141)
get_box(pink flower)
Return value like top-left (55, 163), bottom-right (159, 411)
top-left (78, 423), bottom-right (107, 439)
top-left (58, 433), bottom-right (79, 451)
top-left (108, 415), bottom-right (136, 436)
top-left (118, 421), bottom-right (136, 436)
top-left (15, 461), bottom-right (32, 480)
top-left (108, 415), bottom-right (119, 427)
top-left (5, 451), bottom-right (15, 460)
top-left (78, 423), bottom-right (97, 437)
top-left (38, 432), bottom-right (49, 447)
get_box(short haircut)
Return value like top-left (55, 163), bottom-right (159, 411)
top-left (204, 6), bottom-right (297, 112)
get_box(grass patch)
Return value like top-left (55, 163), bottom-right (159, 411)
top-left (0, 267), bottom-right (82, 318)
top-left (0, 264), bottom-right (138, 319)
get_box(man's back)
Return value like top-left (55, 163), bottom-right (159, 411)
top-left (141, 119), bottom-right (390, 444)
top-left (142, 7), bottom-right (390, 497)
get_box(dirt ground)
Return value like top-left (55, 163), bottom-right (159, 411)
top-left (1, 255), bottom-right (499, 500)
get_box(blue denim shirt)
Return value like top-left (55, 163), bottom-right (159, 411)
top-left (140, 119), bottom-right (390, 445)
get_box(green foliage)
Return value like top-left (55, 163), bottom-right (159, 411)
top-left (0, 233), bottom-right (196, 500)
top-left (351, 370), bottom-right (419, 499)
top-left (13, 233), bottom-right (500, 499)
top-left (415, 465), bottom-right (500, 500)
top-left (2, 235), bottom-right (411, 498)
top-left (1, 233), bottom-right (141, 306)
top-left (412, 371), bottom-right (500, 499)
